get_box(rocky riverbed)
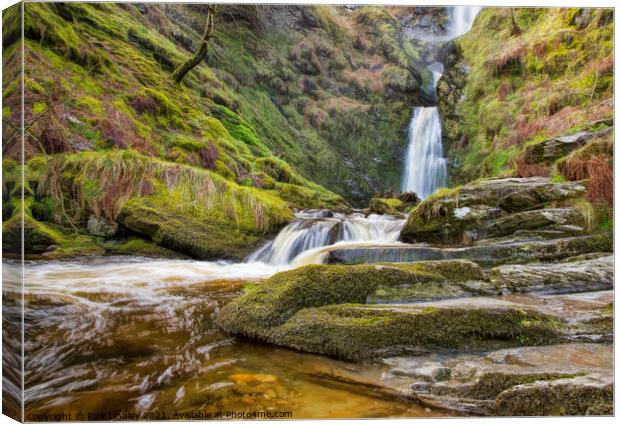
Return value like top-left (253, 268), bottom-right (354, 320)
top-left (217, 176), bottom-right (614, 416)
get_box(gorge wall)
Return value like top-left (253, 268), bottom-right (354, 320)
top-left (437, 7), bottom-right (613, 185)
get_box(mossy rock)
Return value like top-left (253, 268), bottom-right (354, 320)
top-left (102, 237), bottom-right (187, 258)
top-left (217, 260), bottom-right (487, 334)
top-left (492, 376), bottom-right (613, 416)
top-left (217, 260), bottom-right (565, 360)
top-left (2, 214), bottom-right (60, 254)
top-left (117, 197), bottom-right (279, 260)
top-left (270, 304), bottom-right (561, 361)
top-left (400, 177), bottom-right (588, 244)
top-left (368, 197), bottom-right (403, 216)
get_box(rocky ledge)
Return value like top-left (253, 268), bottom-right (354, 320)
top-left (399, 177), bottom-right (590, 245)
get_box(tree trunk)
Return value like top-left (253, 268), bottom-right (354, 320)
top-left (172, 6), bottom-right (215, 83)
top-left (510, 8), bottom-right (521, 36)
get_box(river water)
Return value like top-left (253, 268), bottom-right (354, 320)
top-left (10, 255), bottom-right (445, 419)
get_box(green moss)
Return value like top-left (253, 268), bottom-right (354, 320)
top-left (25, 77), bottom-right (45, 94)
top-left (76, 95), bottom-right (104, 115)
top-left (2, 214), bottom-right (61, 254)
top-left (493, 375), bottom-right (613, 416)
top-left (32, 101), bottom-right (46, 114)
top-left (102, 237), bottom-right (184, 258)
top-left (269, 304), bottom-right (560, 360)
top-left (368, 197), bottom-right (403, 215)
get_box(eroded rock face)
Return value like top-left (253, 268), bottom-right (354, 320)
top-left (399, 177), bottom-right (589, 245)
top-left (326, 234), bottom-right (612, 267)
top-left (488, 255), bottom-right (613, 294)
top-left (516, 127), bottom-right (613, 177)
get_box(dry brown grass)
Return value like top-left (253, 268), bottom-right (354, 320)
top-left (515, 158), bottom-right (549, 177)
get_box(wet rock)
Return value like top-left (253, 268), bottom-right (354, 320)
top-left (87, 214), bottom-right (118, 237)
top-left (485, 208), bottom-right (584, 238)
top-left (216, 262), bottom-right (581, 361)
top-left (265, 302), bottom-right (560, 361)
top-left (326, 233), bottom-right (612, 267)
top-left (400, 343), bottom-right (613, 416)
top-left (488, 255), bottom-right (613, 294)
top-left (493, 373), bottom-right (612, 416)
top-left (400, 177), bottom-right (587, 244)
top-left (316, 209), bottom-right (334, 218)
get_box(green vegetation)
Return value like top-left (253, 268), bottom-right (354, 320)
top-left (217, 260), bottom-right (562, 361)
top-left (444, 8), bottom-right (613, 184)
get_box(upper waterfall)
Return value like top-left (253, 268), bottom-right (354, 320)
top-left (401, 6), bottom-right (482, 199)
top-left (449, 6), bottom-right (483, 38)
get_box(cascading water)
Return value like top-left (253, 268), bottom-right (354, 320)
top-left (247, 210), bottom-right (405, 265)
top-left (401, 64), bottom-right (446, 199)
top-left (401, 6), bottom-right (481, 199)
top-left (449, 6), bottom-right (483, 38)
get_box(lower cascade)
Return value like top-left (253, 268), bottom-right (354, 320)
top-left (246, 210), bottom-right (405, 265)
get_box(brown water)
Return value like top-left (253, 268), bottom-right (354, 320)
top-left (6, 257), bottom-right (443, 420)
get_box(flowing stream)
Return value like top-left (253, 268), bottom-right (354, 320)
top-left (10, 254), bottom-right (444, 419)
top-left (6, 6), bottom-right (484, 420)
top-left (401, 6), bottom-right (481, 198)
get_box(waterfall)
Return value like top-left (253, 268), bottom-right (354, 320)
top-left (247, 210), bottom-right (405, 265)
top-left (401, 6), bottom-right (481, 199)
top-left (401, 64), bottom-right (446, 199)
top-left (449, 6), bottom-right (483, 38)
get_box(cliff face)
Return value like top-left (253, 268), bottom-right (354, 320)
top-left (438, 8), bottom-right (613, 184)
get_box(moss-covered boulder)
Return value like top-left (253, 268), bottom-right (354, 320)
top-left (493, 375), bottom-right (612, 416)
top-left (117, 197), bottom-right (282, 261)
top-left (216, 260), bottom-right (566, 361)
top-left (368, 198), bottom-right (404, 216)
top-left (218, 260), bottom-right (486, 335)
top-left (267, 303), bottom-right (560, 361)
top-left (400, 177), bottom-right (588, 244)
top-left (2, 214), bottom-right (60, 254)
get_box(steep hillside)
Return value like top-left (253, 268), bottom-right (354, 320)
top-left (2, 3), bottom-right (437, 258)
top-left (4, 4), bottom-right (434, 203)
top-left (439, 8), bottom-right (613, 185)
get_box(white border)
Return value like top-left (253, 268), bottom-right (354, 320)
top-left (0, 1), bottom-right (616, 424)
